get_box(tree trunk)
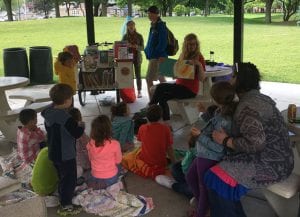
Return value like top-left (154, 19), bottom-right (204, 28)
top-left (65, 3), bottom-right (70, 16)
top-left (168, 7), bottom-right (173, 16)
top-left (167, 0), bottom-right (173, 16)
top-left (54, 0), bottom-right (60, 18)
top-left (3, 0), bottom-right (13, 21)
top-left (101, 1), bottom-right (108, 17)
top-left (128, 0), bottom-right (132, 17)
top-left (265, 0), bottom-right (274, 23)
top-left (204, 0), bottom-right (210, 17)
top-left (161, 0), bottom-right (168, 17)
top-left (280, 0), bottom-right (300, 21)
top-left (94, 3), bottom-right (100, 16)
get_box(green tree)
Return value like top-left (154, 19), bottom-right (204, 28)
top-left (174, 4), bottom-right (185, 16)
top-left (3, 0), bottom-right (13, 21)
top-left (278, 0), bottom-right (300, 21)
top-left (32, 0), bottom-right (54, 17)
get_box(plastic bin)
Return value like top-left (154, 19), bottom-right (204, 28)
top-left (29, 46), bottom-right (53, 84)
top-left (3, 47), bottom-right (29, 77)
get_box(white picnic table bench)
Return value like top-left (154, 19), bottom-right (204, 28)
top-left (0, 77), bottom-right (52, 142)
top-left (168, 66), bottom-right (232, 125)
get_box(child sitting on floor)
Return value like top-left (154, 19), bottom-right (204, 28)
top-left (68, 107), bottom-right (90, 178)
top-left (86, 115), bottom-right (122, 189)
top-left (17, 109), bottom-right (46, 164)
top-left (156, 135), bottom-right (197, 199)
top-left (122, 105), bottom-right (176, 179)
top-left (111, 102), bottom-right (135, 152)
top-left (0, 109), bottom-right (46, 184)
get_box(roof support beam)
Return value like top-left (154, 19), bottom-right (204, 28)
top-left (233, 0), bottom-right (244, 64)
top-left (85, 0), bottom-right (95, 45)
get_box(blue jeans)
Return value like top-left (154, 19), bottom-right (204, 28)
top-left (208, 189), bottom-right (247, 217)
top-left (87, 164), bottom-right (121, 190)
top-left (171, 161), bottom-right (193, 199)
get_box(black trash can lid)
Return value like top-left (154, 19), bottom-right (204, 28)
top-left (30, 46), bottom-right (51, 50)
top-left (3, 47), bottom-right (26, 52)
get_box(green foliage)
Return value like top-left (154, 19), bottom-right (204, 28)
top-left (174, 4), bottom-right (186, 16)
top-left (0, 15), bottom-right (299, 83)
top-left (194, 8), bottom-right (201, 15)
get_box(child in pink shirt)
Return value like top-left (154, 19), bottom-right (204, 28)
top-left (86, 115), bottom-right (122, 189)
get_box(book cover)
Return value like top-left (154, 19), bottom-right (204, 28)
top-left (174, 60), bottom-right (195, 79)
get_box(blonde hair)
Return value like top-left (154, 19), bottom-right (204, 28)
top-left (179, 33), bottom-right (201, 61)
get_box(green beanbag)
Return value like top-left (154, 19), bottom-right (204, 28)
top-left (31, 147), bottom-right (58, 195)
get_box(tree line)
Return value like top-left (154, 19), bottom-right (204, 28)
top-left (1, 0), bottom-right (299, 22)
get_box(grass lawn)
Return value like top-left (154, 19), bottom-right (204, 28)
top-left (0, 14), bottom-right (299, 83)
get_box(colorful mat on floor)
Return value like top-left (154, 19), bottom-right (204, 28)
top-left (73, 181), bottom-right (154, 216)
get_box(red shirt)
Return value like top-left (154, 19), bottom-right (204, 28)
top-left (176, 54), bottom-right (206, 94)
top-left (137, 122), bottom-right (173, 169)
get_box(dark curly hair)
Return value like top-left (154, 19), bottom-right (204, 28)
top-left (19, 109), bottom-right (37, 125)
top-left (233, 62), bottom-right (261, 94)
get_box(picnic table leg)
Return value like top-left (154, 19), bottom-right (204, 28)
top-left (0, 120), bottom-right (18, 143)
top-left (0, 91), bottom-right (12, 113)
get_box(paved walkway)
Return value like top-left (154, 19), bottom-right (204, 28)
top-left (0, 80), bottom-right (300, 217)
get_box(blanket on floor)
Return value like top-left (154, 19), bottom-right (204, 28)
top-left (73, 181), bottom-right (154, 216)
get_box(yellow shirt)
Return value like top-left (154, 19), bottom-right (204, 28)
top-left (54, 59), bottom-right (77, 95)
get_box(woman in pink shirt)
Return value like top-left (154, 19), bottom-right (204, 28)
top-left (86, 115), bottom-right (122, 189)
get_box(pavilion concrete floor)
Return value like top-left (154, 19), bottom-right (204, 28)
top-left (1, 80), bottom-right (299, 217)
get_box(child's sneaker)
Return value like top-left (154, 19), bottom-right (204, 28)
top-left (57, 204), bottom-right (82, 216)
top-left (155, 175), bottom-right (175, 189)
top-left (189, 197), bottom-right (197, 207)
top-left (43, 195), bottom-right (59, 207)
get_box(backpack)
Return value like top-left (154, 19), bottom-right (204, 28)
top-left (166, 27), bottom-right (179, 56)
top-left (155, 21), bottom-right (179, 56)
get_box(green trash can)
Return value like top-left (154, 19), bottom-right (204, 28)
top-left (29, 46), bottom-right (53, 84)
top-left (3, 47), bottom-right (29, 77)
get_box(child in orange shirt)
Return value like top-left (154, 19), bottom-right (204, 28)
top-left (122, 105), bottom-right (175, 179)
top-left (86, 115), bottom-right (122, 189)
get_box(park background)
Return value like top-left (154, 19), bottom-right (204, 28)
top-left (0, 0), bottom-right (299, 83)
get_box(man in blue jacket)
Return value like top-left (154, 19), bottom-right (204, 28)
top-left (144, 5), bottom-right (168, 98)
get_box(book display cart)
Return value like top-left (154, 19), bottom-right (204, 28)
top-left (77, 42), bottom-right (133, 106)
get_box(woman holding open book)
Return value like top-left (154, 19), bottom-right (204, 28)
top-left (122, 20), bottom-right (144, 98)
top-left (149, 33), bottom-right (206, 123)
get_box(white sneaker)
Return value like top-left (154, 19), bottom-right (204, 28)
top-left (155, 175), bottom-right (175, 189)
top-left (189, 197), bottom-right (197, 207)
top-left (43, 195), bottom-right (59, 207)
